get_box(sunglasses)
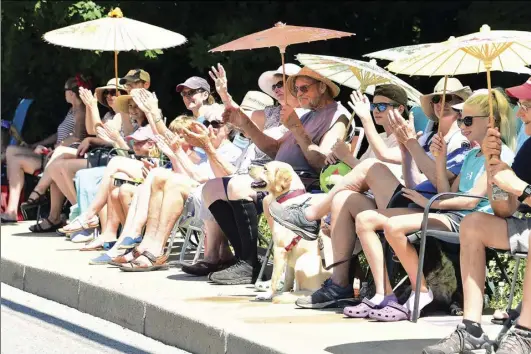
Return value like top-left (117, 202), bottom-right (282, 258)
top-left (370, 102), bottom-right (399, 112)
top-left (103, 89), bottom-right (126, 97)
top-left (517, 102), bottom-right (530, 112)
top-left (431, 94), bottom-right (457, 104)
top-left (271, 81), bottom-right (284, 91)
top-left (293, 82), bottom-right (318, 94)
top-left (457, 115), bottom-right (489, 127)
top-left (180, 88), bottom-right (204, 98)
top-left (203, 120), bottom-right (224, 129)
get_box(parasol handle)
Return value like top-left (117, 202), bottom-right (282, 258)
top-left (344, 111), bottom-right (356, 142)
top-left (434, 75), bottom-right (448, 158)
top-left (279, 47), bottom-right (287, 106)
top-left (486, 63), bottom-right (494, 126)
top-left (114, 51), bottom-right (120, 96)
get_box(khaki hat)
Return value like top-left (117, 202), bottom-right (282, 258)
top-left (240, 91), bottom-right (274, 112)
top-left (420, 77), bottom-right (472, 121)
top-left (287, 67), bottom-right (340, 98)
top-left (95, 79), bottom-right (127, 107)
top-left (258, 63), bottom-right (302, 98)
top-left (119, 69), bottom-right (151, 85)
top-left (114, 95), bottom-right (133, 114)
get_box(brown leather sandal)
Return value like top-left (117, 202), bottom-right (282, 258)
top-left (119, 251), bottom-right (169, 272)
top-left (109, 248), bottom-right (141, 266)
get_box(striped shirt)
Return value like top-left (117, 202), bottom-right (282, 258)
top-left (56, 109), bottom-right (76, 144)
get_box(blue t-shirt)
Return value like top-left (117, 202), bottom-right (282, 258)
top-left (456, 145), bottom-right (514, 215)
top-left (516, 123), bottom-right (530, 152)
top-left (513, 139), bottom-right (531, 214)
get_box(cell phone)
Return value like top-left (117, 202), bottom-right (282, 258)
top-left (113, 178), bottom-right (142, 187)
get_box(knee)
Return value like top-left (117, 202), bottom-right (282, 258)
top-left (382, 218), bottom-right (401, 240)
top-left (6, 145), bottom-right (19, 159)
top-left (365, 161), bottom-right (388, 183)
top-left (151, 172), bottom-right (169, 191)
top-left (226, 177), bottom-right (240, 200)
top-left (459, 212), bottom-right (485, 243)
top-left (118, 184), bottom-right (135, 200)
top-left (202, 178), bottom-right (224, 205)
top-left (355, 210), bottom-right (379, 234)
top-left (331, 190), bottom-right (355, 214)
top-left (110, 187), bottom-right (120, 201)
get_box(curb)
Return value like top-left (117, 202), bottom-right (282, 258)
top-left (1, 258), bottom-right (283, 354)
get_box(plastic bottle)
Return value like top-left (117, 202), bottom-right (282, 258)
top-left (353, 278), bottom-right (360, 299)
top-left (492, 184), bottom-right (509, 201)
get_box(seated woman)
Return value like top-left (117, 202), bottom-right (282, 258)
top-left (1, 75), bottom-right (90, 224)
top-left (347, 89), bottom-right (516, 321)
top-left (59, 93), bottom-right (151, 235)
top-left (269, 78), bottom-right (472, 241)
top-left (28, 80), bottom-right (128, 233)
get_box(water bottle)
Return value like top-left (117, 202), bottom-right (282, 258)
top-left (492, 184), bottom-right (509, 201)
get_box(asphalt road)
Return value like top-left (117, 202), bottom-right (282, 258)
top-left (1, 283), bottom-right (190, 354)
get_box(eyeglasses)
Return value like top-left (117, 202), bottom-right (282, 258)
top-left (203, 120), bottom-right (224, 129)
top-left (370, 102), bottom-right (399, 112)
top-left (517, 102), bottom-right (530, 112)
top-left (431, 94), bottom-right (456, 104)
top-left (293, 82), bottom-right (318, 94)
top-left (180, 89), bottom-right (204, 98)
top-left (271, 81), bottom-right (284, 91)
top-left (64, 88), bottom-right (72, 92)
top-left (457, 115), bottom-right (489, 127)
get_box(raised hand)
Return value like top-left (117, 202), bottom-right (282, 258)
top-left (222, 106), bottom-right (249, 129)
top-left (208, 63), bottom-right (229, 101)
top-left (388, 108), bottom-right (417, 145)
top-left (280, 104), bottom-right (300, 130)
top-left (348, 90), bottom-right (371, 122)
top-left (79, 87), bottom-right (98, 108)
top-left (182, 121), bottom-right (211, 148)
top-left (102, 124), bottom-right (121, 143)
top-left (429, 132), bottom-right (447, 161)
top-left (153, 134), bottom-right (177, 157)
top-left (95, 124), bottom-right (113, 143)
top-left (130, 88), bottom-right (159, 115)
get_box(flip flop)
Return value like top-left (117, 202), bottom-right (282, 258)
top-left (119, 251), bottom-right (169, 272)
top-left (369, 301), bottom-right (410, 322)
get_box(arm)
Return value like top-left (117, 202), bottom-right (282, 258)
top-left (174, 148), bottom-right (210, 183)
top-left (406, 139), bottom-right (457, 183)
top-left (233, 108), bottom-right (281, 158)
top-left (79, 88), bottom-right (100, 135)
top-left (430, 173), bottom-right (487, 210)
top-left (400, 144), bottom-right (418, 189)
top-left (487, 158), bottom-right (529, 217)
top-left (204, 144), bottom-right (237, 177)
top-left (34, 133), bottom-right (57, 148)
top-left (72, 104), bottom-right (87, 140)
top-left (431, 132), bottom-right (452, 193)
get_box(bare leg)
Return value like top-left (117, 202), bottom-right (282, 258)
top-left (518, 234), bottom-right (531, 328)
top-left (97, 187), bottom-right (121, 243)
top-left (54, 159), bottom-right (87, 203)
top-left (32, 182), bottom-right (64, 229)
top-left (459, 212), bottom-right (511, 323)
top-left (329, 190), bottom-right (377, 287)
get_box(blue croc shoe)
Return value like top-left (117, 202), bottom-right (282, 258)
top-left (89, 253), bottom-right (112, 265)
top-left (119, 236), bottom-right (143, 249)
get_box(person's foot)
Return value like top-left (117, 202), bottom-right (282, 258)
top-left (295, 278), bottom-right (354, 309)
top-left (422, 323), bottom-right (493, 354)
top-left (61, 213), bottom-right (99, 233)
top-left (496, 328), bottom-right (531, 354)
top-left (181, 258), bottom-right (237, 276)
top-left (209, 260), bottom-right (254, 285)
top-left (268, 201), bottom-right (320, 241)
top-left (70, 229), bottom-right (96, 243)
top-left (1, 212), bottom-right (18, 223)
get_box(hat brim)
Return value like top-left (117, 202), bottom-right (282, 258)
top-left (119, 76), bottom-right (142, 85)
top-left (420, 87), bottom-right (472, 121)
top-left (114, 95), bottom-right (132, 114)
top-left (95, 85), bottom-right (127, 107)
top-left (176, 83), bottom-right (207, 93)
top-left (506, 84), bottom-right (531, 100)
top-left (286, 72), bottom-right (340, 99)
top-left (258, 71), bottom-right (283, 98)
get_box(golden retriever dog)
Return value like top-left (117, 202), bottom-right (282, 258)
top-left (249, 161), bottom-right (332, 304)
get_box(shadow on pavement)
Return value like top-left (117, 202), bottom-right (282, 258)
top-left (325, 338), bottom-right (439, 354)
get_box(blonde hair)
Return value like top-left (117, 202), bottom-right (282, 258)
top-left (464, 90), bottom-right (516, 151)
top-left (168, 114), bottom-right (194, 132)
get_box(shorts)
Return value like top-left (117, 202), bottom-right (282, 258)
top-left (507, 217), bottom-right (531, 255)
top-left (438, 211), bottom-right (464, 233)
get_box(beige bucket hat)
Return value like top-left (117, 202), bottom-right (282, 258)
top-left (287, 66), bottom-right (340, 99)
top-left (420, 77), bottom-right (472, 121)
top-left (95, 79), bottom-right (127, 107)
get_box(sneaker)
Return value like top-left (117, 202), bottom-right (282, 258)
top-left (209, 260), bottom-right (254, 285)
top-left (422, 323), bottom-right (493, 354)
top-left (268, 200), bottom-right (320, 241)
top-left (295, 278), bottom-right (354, 309)
top-left (181, 259), bottom-right (237, 276)
top-left (496, 328), bottom-right (531, 354)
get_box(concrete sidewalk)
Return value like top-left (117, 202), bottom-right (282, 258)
top-left (1, 221), bottom-right (503, 354)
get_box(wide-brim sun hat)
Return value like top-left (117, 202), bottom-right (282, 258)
top-left (258, 63), bottom-right (302, 98)
top-left (240, 91), bottom-right (274, 113)
top-left (114, 94), bottom-right (133, 114)
top-left (95, 79), bottom-right (127, 107)
top-left (286, 66), bottom-right (340, 99)
top-left (420, 77), bottom-right (472, 121)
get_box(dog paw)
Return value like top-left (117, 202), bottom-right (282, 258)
top-left (254, 280), bottom-right (271, 292)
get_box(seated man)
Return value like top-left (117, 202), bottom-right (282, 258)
top-left (201, 67), bottom-right (350, 285)
top-left (423, 79), bottom-right (531, 354)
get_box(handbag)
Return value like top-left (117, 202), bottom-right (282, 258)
top-left (87, 147), bottom-right (115, 168)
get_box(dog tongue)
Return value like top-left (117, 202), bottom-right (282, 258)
top-left (251, 180), bottom-right (267, 189)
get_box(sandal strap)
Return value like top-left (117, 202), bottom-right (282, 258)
top-left (140, 250), bottom-right (158, 264)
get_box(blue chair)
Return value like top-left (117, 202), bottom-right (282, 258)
top-left (410, 106), bottom-right (430, 134)
top-left (4, 98), bottom-right (34, 146)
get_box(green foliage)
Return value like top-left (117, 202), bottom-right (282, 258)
top-left (487, 253), bottom-right (525, 309)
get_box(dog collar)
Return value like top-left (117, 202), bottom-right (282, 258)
top-left (276, 189), bottom-right (306, 204)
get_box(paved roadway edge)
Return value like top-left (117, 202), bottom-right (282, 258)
top-left (1, 257), bottom-right (283, 354)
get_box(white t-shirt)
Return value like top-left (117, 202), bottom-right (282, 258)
top-left (359, 132), bottom-right (402, 181)
top-left (195, 141), bottom-right (243, 179)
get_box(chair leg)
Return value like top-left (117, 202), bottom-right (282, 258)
top-left (192, 229), bottom-right (205, 264)
top-left (256, 238), bottom-right (274, 282)
top-left (507, 257), bottom-right (521, 312)
top-left (179, 227), bottom-right (194, 263)
top-left (164, 220), bottom-right (180, 258)
top-left (412, 234), bottom-right (428, 323)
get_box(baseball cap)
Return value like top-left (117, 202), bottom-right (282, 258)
top-left (506, 77), bottom-right (531, 100)
top-left (119, 69), bottom-right (151, 85)
top-left (176, 76), bottom-right (211, 94)
top-left (374, 84), bottom-right (409, 115)
top-left (125, 125), bottom-right (155, 143)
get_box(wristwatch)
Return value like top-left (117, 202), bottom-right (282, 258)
top-left (518, 184), bottom-right (531, 203)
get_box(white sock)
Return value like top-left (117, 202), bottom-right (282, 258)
top-left (405, 288), bottom-right (433, 311)
top-left (369, 293), bottom-right (385, 305)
